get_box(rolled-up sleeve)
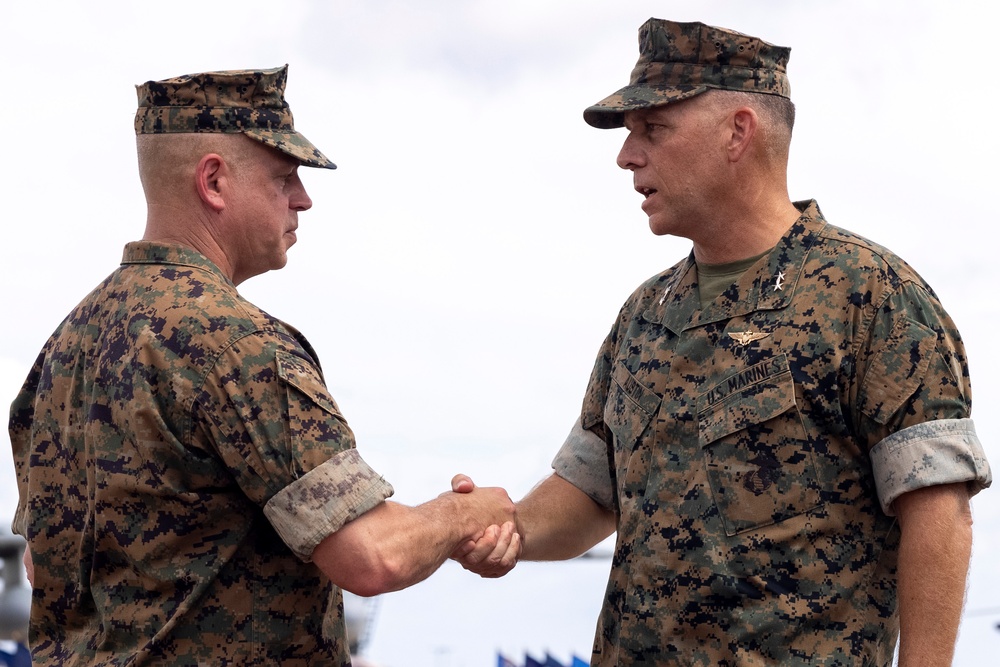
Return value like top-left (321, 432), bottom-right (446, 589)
top-left (264, 448), bottom-right (394, 561)
top-left (552, 417), bottom-right (615, 511)
top-left (871, 418), bottom-right (991, 516)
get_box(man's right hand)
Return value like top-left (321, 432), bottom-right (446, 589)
top-left (449, 474), bottom-right (522, 578)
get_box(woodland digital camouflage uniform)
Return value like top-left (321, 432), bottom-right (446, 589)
top-left (10, 243), bottom-right (393, 665)
top-left (10, 67), bottom-right (388, 665)
top-left (555, 201), bottom-right (990, 666)
top-left (552, 18), bottom-right (991, 667)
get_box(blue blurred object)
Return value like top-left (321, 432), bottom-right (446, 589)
top-left (0, 642), bottom-right (30, 667)
top-left (0, 528), bottom-right (30, 646)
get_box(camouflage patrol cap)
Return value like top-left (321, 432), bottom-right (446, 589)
top-left (584, 19), bottom-right (791, 129)
top-left (134, 65), bottom-right (336, 169)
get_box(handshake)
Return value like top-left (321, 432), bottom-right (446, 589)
top-left (320, 470), bottom-right (613, 597)
top-left (447, 473), bottom-right (522, 579)
top-left (442, 472), bottom-right (615, 581)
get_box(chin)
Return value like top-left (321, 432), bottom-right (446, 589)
top-left (647, 220), bottom-right (673, 237)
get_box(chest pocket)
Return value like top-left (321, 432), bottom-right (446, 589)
top-left (276, 350), bottom-right (354, 466)
top-left (697, 354), bottom-right (821, 536)
top-left (604, 361), bottom-right (662, 492)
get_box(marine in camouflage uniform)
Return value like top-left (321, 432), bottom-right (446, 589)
top-left (10, 66), bottom-right (514, 665)
top-left (558, 200), bottom-right (990, 665)
top-left (457, 19), bottom-right (992, 666)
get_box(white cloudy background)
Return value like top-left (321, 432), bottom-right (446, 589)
top-left (1, 1), bottom-right (998, 665)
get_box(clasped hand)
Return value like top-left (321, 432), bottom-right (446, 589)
top-left (448, 474), bottom-right (522, 578)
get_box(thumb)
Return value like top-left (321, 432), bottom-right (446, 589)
top-left (451, 473), bottom-right (475, 493)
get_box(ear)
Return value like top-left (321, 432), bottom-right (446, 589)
top-left (726, 106), bottom-right (759, 163)
top-left (194, 153), bottom-right (228, 213)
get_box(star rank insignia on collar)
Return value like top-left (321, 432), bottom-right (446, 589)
top-left (774, 271), bottom-right (786, 291)
top-left (728, 330), bottom-right (771, 346)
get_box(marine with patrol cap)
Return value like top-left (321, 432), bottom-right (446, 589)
top-left (10, 65), bottom-right (516, 665)
top-left (454, 18), bottom-right (992, 666)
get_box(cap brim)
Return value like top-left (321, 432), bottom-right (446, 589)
top-left (583, 84), bottom-right (708, 129)
top-left (245, 129), bottom-right (337, 169)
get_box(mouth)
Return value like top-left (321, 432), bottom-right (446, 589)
top-left (636, 185), bottom-right (657, 199)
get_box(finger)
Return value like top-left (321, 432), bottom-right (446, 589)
top-left (451, 473), bottom-right (475, 493)
top-left (484, 522), bottom-right (514, 562)
top-left (450, 538), bottom-right (478, 560)
top-left (479, 522), bottom-right (520, 578)
top-left (450, 523), bottom-right (488, 561)
top-left (458, 524), bottom-right (501, 566)
top-left (496, 528), bottom-right (522, 571)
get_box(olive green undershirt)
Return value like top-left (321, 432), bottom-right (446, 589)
top-left (696, 249), bottom-right (771, 309)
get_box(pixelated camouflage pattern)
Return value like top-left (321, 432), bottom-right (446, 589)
top-left (871, 418), bottom-right (988, 515)
top-left (9, 242), bottom-right (393, 665)
top-left (577, 200), bottom-right (987, 665)
top-left (584, 19), bottom-right (791, 129)
top-left (135, 65), bottom-right (336, 169)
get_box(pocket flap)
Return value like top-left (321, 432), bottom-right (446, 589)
top-left (611, 361), bottom-right (662, 416)
top-left (698, 355), bottom-right (795, 446)
top-left (860, 317), bottom-right (936, 425)
top-left (276, 350), bottom-right (342, 417)
top-left (604, 361), bottom-right (662, 448)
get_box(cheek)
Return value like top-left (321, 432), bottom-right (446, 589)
top-left (649, 158), bottom-right (681, 192)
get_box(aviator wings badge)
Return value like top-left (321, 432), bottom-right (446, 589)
top-left (728, 330), bottom-right (771, 347)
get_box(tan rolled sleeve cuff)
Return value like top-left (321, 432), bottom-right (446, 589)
top-left (871, 418), bottom-right (991, 516)
top-left (264, 448), bottom-right (394, 562)
top-left (552, 417), bottom-right (615, 510)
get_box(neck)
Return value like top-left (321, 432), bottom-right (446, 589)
top-left (691, 185), bottom-right (799, 264)
top-left (143, 205), bottom-right (236, 282)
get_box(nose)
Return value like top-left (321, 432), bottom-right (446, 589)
top-left (289, 173), bottom-right (312, 212)
top-left (616, 131), bottom-right (644, 171)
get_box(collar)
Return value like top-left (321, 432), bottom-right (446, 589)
top-left (121, 241), bottom-right (234, 286)
top-left (642, 199), bottom-right (828, 334)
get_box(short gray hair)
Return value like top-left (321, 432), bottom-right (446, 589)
top-left (704, 89), bottom-right (795, 159)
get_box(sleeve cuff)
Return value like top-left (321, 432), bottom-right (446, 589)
top-left (552, 417), bottom-right (615, 510)
top-left (11, 501), bottom-right (27, 538)
top-left (263, 448), bottom-right (394, 561)
top-left (871, 418), bottom-right (992, 516)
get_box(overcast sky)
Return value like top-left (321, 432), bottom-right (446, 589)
top-left (2, 1), bottom-right (998, 665)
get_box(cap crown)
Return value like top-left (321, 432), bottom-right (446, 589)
top-left (134, 65), bottom-right (335, 169)
top-left (584, 19), bottom-right (791, 129)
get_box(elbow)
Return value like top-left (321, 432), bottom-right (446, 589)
top-left (346, 569), bottom-right (395, 598)
top-left (339, 548), bottom-right (408, 598)
top-left (345, 579), bottom-right (388, 598)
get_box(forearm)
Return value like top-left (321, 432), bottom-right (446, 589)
top-left (518, 473), bottom-right (616, 561)
top-left (318, 499), bottom-right (465, 595)
top-left (895, 483), bottom-right (973, 666)
top-left (314, 487), bottom-right (513, 596)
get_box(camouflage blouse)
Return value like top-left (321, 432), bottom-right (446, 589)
top-left (10, 242), bottom-right (393, 666)
top-left (555, 200), bottom-right (991, 666)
